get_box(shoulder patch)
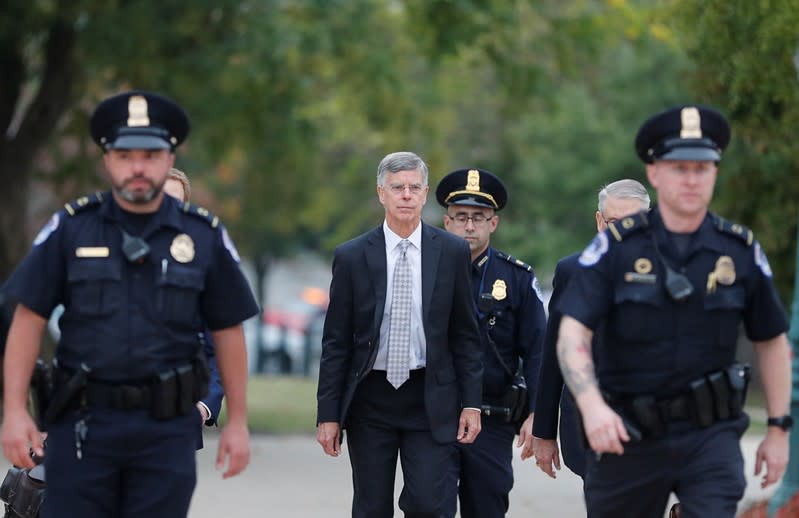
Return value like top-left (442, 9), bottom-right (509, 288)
top-left (579, 232), bottom-right (609, 266)
top-left (63, 191), bottom-right (105, 216)
top-left (183, 203), bottom-right (220, 228)
top-left (495, 251), bottom-right (533, 272)
top-left (606, 211), bottom-right (649, 242)
top-left (712, 214), bottom-right (753, 246)
top-left (754, 241), bottom-right (773, 277)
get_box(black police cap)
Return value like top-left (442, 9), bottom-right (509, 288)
top-left (435, 168), bottom-right (507, 210)
top-left (634, 105), bottom-right (730, 164)
top-left (90, 90), bottom-right (189, 151)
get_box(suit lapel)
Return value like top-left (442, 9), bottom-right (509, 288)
top-left (421, 223), bottom-right (441, 322)
top-left (365, 226), bottom-right (387, 337)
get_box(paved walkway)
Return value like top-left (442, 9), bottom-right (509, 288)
top-left (188, 432), bottom-right (776, 517)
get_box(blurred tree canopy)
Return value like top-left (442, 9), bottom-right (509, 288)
top-left (2, 0), bottom-right (798, 302)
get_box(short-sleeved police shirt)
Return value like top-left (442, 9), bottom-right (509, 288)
top-left (4, 192), bottom-right (259, 381)
top-left (557, 208), bottom-right (787, 396)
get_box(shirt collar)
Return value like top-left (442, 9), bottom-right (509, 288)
top-left (383, 220), bottom-right (422, 252)
top-left (652, 207), bottom-right (724, 255)
top-left (100, 192), bottom-right (184, 233)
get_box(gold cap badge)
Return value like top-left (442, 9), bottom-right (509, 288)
top-left (170, 233), bottom-right (195, 263)
top-left (466, 169), bottom-right (480, 192)
top-left (491, 279), bottom-right (507, 301)
top-left (680, 107), bottom-right (702, 139)
top-left (127, 95), bottom-right (150, 127)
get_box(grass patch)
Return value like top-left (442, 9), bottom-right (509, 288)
top-left (219, 375), bottom-right (318, 435)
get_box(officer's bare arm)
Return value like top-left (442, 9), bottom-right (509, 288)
top-left (753, 334), bottom-right (791, 424)
top-left (3, 305), bottom-right (45, 414)
top-left (556, 316), bottom-right (597, 398)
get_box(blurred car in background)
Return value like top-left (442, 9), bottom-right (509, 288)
top-left (249, 287), bottom-right (327, 376)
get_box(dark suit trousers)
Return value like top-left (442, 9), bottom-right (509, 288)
top-left (346, 369), bottom-right (455, 518)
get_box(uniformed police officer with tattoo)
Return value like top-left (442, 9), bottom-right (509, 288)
top-left (557, 105), bottom-right (792, 518)
top-left (0, 90), bottom-right (259, 517)
top-left (437, 168), bottom-right (546, 518)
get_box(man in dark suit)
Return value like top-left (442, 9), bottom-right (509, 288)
top-left (316, 151), bottom-right (483, 517)
top-left (532, 179), bottom-right (650, 479)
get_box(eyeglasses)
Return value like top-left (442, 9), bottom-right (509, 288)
top-left (601, 215), bottom-right (619, 226)
top-left (448, 214), bottom-right (494, 226)
top-left (386, 183), bottom-right (425, 195)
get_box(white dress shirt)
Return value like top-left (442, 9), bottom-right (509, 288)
top-left (373, 221), bottom-right (427, 371)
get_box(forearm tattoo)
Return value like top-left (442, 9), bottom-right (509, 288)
top-left (557, 335), bottom-right (598, 397)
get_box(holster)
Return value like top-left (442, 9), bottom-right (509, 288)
top-left (630, 395), bottom-right (665, 437)
top-left (0, 464), bottom-right (45, 518)
top-left (44, 363), bottom-right (90, 425)
top-left (30, 359), bottom-right (51, 431)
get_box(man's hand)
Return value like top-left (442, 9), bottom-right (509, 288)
top-left (532, 437), bottom-right (561, 478)
top-left (457, 408), bottom-right (481, 443)
top-left (215, 421), bottom-right (250, 479)
top-left (1, 408), bottom-right (43, 469)
top-left (516, 412), bottom-right (535, 460)
top-left (578, 393), bottom-right (629, 456)
top-left (755, 428), bottom-right (789, 488)
top-left (317, 422), bottom-right (341, 457)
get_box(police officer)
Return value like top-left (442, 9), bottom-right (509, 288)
top-left (437, 168), bottom-right (546, 518)
top-left (0, 90), bottom-right (259, 517)
top-left (533, 179), bottom-right (650, 480)
top-left (556, 105), bottom-right (791, 517)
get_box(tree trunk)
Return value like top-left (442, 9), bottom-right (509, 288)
top-left (0, 17), bottom-right (77, 283)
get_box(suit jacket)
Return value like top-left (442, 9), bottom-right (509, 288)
top-left (316, 222), bottom-right (483, 443)
top-left (532, 253), bottom-right (586, 477)
top-left (197, 329), bottom-right (224, 450)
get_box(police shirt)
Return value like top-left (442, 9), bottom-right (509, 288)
top-left (4, 192), bottom-right (259, 381)
top-left (558, 208), bottom-right (787, 397)
top-left (471, 247), bottom-right (546, 410)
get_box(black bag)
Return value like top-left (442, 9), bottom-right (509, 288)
top-left (501, 374), bottom-right (529, 427)
top-left (479, 297), bottom-right (529, 429)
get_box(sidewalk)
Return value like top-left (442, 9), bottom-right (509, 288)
top-left (187, 432), bottom-right (777, 517)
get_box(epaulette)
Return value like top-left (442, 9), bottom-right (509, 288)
top-left (63, 191), bottom-right (104, 216)
top-left (182, 202), bottom-right (220, 228)
top-left (712, 214), bottom-right (753, 246)
top-left (495, 250), bottom-right (533, 273)
top-left (606, 210), bottom-right (650, 243)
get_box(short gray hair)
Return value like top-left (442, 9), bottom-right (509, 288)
top-left (376, 151), bottom-right (429, 187)
top-left (597, 179), bottom-right (650, 212)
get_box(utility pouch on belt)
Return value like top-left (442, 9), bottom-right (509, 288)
top-left (689, 378), bottom-right (714, 427)
top-left (725, 364), bottom-right (749, 418)
top-left (631, 395), bottom-right (665, 437)
top-left (707, 371), bottom-right (730, 420)
top-left (151, 370), bottom-right (178, 420)
top-left (176, 365), bottom-right (195, 416)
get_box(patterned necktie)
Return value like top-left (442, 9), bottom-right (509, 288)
top-left (387, 239), bottom-right (412, 388)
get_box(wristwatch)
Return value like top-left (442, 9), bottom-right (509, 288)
top-left (767, 415), bottom-right (794, 431)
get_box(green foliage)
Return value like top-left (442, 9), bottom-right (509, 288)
top-left (670, 0), bottom-right (799, 302)
top-left (5, 0), bottom-right (798, 296)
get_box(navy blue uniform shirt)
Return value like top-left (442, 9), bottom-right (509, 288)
top-left (471, 247), bottom-right (546, 411)
top-left (558, 207), bottom-right (787, 397)
top-left (4, 191), bottom-right (259, 381)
